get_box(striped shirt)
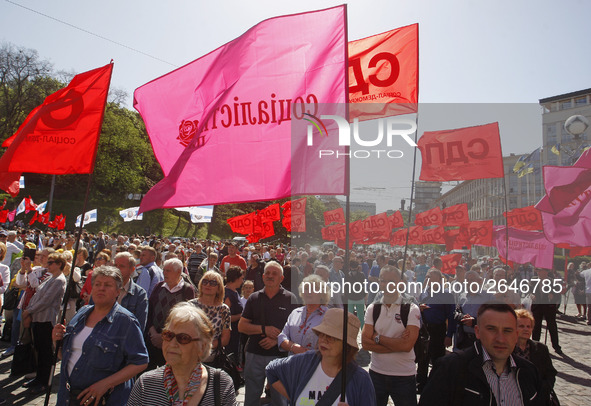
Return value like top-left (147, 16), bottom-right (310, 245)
top-left (127, 366), bottom-right (237, 406)
top-left (481, 346), bottom-right (523, 406)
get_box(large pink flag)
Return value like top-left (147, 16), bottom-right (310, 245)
top-left (493, 226), bottom-right (554, 269)
top-left (135, 6), bottom-right (347, 211)
top-left (542, 149), bottom-right (591, 214)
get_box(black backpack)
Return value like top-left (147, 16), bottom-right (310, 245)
top-left (372, 302), bottom-right (430, 364)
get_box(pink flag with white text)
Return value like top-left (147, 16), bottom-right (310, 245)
top-left (135, 6), bottom-right (347, 212)
top-left (493, 226), bottom-right (554, 269)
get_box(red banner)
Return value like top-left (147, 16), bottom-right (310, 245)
top-left (324, 207), bottom-right (345, 225)
top-left (388, 211), bottom-right (404, 229)
top-left (418, 122), bottom-right (504, 181)
top-left (415, 207), bottom-right (442, 227)
top-left (259, 203), bottom-right (280, 222)
top-left (421, 226), bottom-right (445, 245)
top-left (0, 64), bottom-right (113, 177)
top-left (390, 229), bottom-right (408, 246)
top-left (24, 196), bottom-right (37, 213)
top-left (362, 212), bottom-right (390, 242)
top-left (407, 226), bottom-right (423, 245)
top-left (442, 203), bottom-right (469, 226)
top-left (321, 225), bottom-right (338, 241)
top-left (349, 220), bottom-right (365, 243)
top-left (227, 212), bottom-right (255, 235)
top-left (441, 253), bottom-right (462, 275)
top-left (570, 246), bottom-right (591, 257)
top-left (503, 205), bottom-right (542, 231)
top-left (348, 23), bottom-right (419, 120)
top-left (459, 220), bottom-right (493, 247)
top-left (444, 229), bottom-right (464, 251)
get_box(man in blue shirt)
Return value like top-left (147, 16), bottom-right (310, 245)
top-left (133, 246), bottom-right (163, 297)
top-left (114, 252), bottom-right (149, 331)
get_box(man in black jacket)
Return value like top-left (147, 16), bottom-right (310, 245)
top-left (419, 302), bottom-right (547, 406)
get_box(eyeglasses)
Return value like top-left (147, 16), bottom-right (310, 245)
top-left (201, 279), bottom-right (219, 287)
top-left (47, 261), bottom-right (57, 265)
top-left (161, 330), bottom-right (201, 344)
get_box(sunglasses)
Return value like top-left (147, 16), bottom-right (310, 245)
top-left (201, 279), bottom-right (219, 287)
top-left (47, 261), bottom-right (57, 265)
top-left (161, 330), bottom-right (201, 344)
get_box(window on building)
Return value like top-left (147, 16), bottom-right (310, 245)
top-left (561, 100), bottom-right (572, 110)
top-left (575, 96), bottom-right (587, 106)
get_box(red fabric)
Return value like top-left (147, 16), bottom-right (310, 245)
top-left (444, 229), bottom-right (464, 251)
top-left (348, 24), bottom-right (418, 120)
top-left (0, 64), bottom-right (113, 175)
top-left (259, 203), bottom-right (280, 222)
top-left (421, 226), bottom-right (445, 245)
top-left (440, 254), bottom-right (462, 275)
top-left (227, 212), bottom-right (255, 235)
top-left (498, 256), bottom-right (515, 268)
top-left (349, 220), bottom-right (366, 243)
top-left (418, 122), bottom-right (504, 181)
top-left (25, 196), bottom-right (37, 213)
top-left (442, 203), bottom-right (469, 226)
top-left (362, 212), bottom-right (390, 242)
top-left (282, 213), bottom-right (306, 233)
top-left (390, 229), bottom-right (408, 246)
top-left (459, 220), bottom-right (493, 247)
top-left (324, 208), bottom-right (345, 225)
top-left (388, 211), bottom-right (404, 229)
top-left (29, 211), bottom-right (38, 225)
top-left (503, 205), bottom-right (542, 231)
top-left (290, 197), bottom-right (306, 215)
top-left (415, 207), bottom-right (442, 227)
top-left (7, 209), bottom-right (16, 222)
top-left (0, 199), bottom-right (6, 210)
top-left (0, 172), bottom-right (20, 197)
top-left (321, 225), bottom-right (338, 241)
top-left (0, 210), bottom-right (8, 223)
top-left (570, 246), bottom-right (591, 257)
top-left (407, 226), bottom-right (423, 245)
top-left (39, 212), bottom-right (50, 225)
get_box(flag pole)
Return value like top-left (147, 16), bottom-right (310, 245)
top-left (44, 60), bottom-right (113, 406)
top-left (44, 173), bottom-right (93, 406)
top-left (340, 4), bottom-right (350, 402)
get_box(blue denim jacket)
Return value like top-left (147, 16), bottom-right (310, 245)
top-left (57, 303), bottom-right (149, 405)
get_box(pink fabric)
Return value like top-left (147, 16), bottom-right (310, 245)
top-left (543, 149), bottom-right (591, 214)
top-left (493, 226), bottom-right (554, 268)
top-left (135, 6), bottom-right (347, 212)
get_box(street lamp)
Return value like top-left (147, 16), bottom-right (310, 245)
top-left (564, 114), bottom-right (590, 164)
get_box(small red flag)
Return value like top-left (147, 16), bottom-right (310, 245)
top-left (29, 211), bottom-right (38, 226)
top-left (362, 212), bottom-right (390, 242)
top-left (259, 203), bottom-right (280, 222)
top-left (440, 253), bottom-right (462, 275)
top-left (503, 206), bottom-right (542, 231)
top-left (25, 196), bottom-right (37, 213)
top-left (227, 212), bottom-right (255, 235)
top-left (407, 226), bottom-right (423, 245)
top-left (0, 64), bottom-right (113, 181)
top-left (349, 220), bottom-right (365, 243)
top-left (442, 204), bottom-right (469, 226)
top-left (459, 220), bottom-right (493, 247)
top-left (324, 208), bottom-right (345, 225)
top-left (388, 211), bottom-right (404, 229)
top-left (418, 122), bottom-right (504, 181)
top-left (415, 207), bottom-right (442, 227)
top-left (444, 229), bottom-right (463, 251)
top-left (421, 226), bottom-right (445, 245)
top-left (390, 229), bottom-right (408, 246)
top-left (0, 210), bottom-right (8, 223)
top-left (348, 24), bottom-right (418, 120)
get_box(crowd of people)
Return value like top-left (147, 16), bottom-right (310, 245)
top-left (0, 228), bottom-right (580, 405)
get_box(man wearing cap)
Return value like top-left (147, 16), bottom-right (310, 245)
top-left (239, 261), bottom-right (297, 406)
top-left (362, 266), bottom-right (420, 406)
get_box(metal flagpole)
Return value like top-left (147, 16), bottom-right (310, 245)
top-left (340, 5), bottom-right (350, 402)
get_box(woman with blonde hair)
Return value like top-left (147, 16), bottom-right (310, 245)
top-left (128, 302), bottom-right (237, 405)
top-left (189, 271), bottom-right (230, 361)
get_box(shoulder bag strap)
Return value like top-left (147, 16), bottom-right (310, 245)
top-left (315, 363), bottom-right (356, 406)
top-left (214, 368), bottom-right (221, 406)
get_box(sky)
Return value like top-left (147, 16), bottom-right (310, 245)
top-left (1, 0), bottom-right (590, 212)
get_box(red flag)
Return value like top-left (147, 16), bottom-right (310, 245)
top-left (0, 210), bottom-right (8, 223)
top-left (29, 211), bottom-right (38, 226)
top-left (290, 197), bottom-right (307, 215)
top-left (503, 206), bottom-right (542, 231)
top-left (348, 24), bottom-right (418, 120)
top-left (415, 207), bottom-right (442, 227)
top-left (444, 229), bottom-right (464, 251)
top-left (442, 203), bottom-right (469, 226)
top-left (321, 225), bottom-right (338, 241)
top-left (390, 229), bottom-right (408, 246)
top-left (440, 254), bottom-right (462, 275)
top-left (349, 220), bottom-right (365, 243)
top-left (39, 212), bottom-right (50, 225)
top-left (25, 196), bottom-right (37, 213)
top-left (459, 220), bottom-right (493, 247)
top-left (290, 214), bottom-right (306, 232)
top-left (0, 64), bottom-right (113, 179)
top-left (418, 122), bottom-right (504, 181)
top-left (56, 214), bottom-right (66, 230)
top-left (0, 173), bottom-right (19, 197)
top-left (388, 211), bottom-right (404, 229)
top-left (570, 246), bottom-right (591, 257)
top-left (227, 212), bottom-right (255, 235)
top-left (421, 226), bottom-right (445, 245)
top-left (259, 203), bottom-right (280, 222)
top-left (324, 208), bottom-right (345, 225)
top-left (407, 226), bottom-right (423, 245)
top-left (362, 212), bottom-right (390, 241)
top-left (7, 209), bottom-right (16, 222)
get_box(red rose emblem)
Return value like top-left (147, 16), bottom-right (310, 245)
top-left (177, 119), bottom-right (199, 147)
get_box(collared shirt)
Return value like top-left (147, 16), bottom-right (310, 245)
top-left (57, 303), bottom-right (149, 406)
top-left (134, 261), bottom-right (164, 298)
top-left (162, 278), bottom-right (184, 294)
top-left (277, 305), bottom-right (327, 354)
top-left (117, 279), bottom-right (132, 304)
top-left (481, 346), bottom-right (523, 406)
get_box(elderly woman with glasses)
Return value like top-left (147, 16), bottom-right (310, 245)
top-left (52, 266), bottom-right (148, 405)
top-left (189, 271), bottom-right (231, 361)
top-left (266, 308), bottom-right (376, 406)
top-left (128, 302), bottom-right (237, 405)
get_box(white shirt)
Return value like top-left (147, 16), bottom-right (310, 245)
top-left (365, 298), bottom-right (421, 376)
top-left (2, 242), bottom-right (21, 266)
top-left (162, 278), bottom-right (184, 294)
top-left (581, 269), bottom-right (591, 294)
top-left (296, 363), bottom-right (346, 406)
top-left (68, 326), bottom-right (93, 375)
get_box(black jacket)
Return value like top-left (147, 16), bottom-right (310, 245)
top-left (515, 339), bottom-right (557, 404)
top-left (419, 341), bottom-right (548, 406)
